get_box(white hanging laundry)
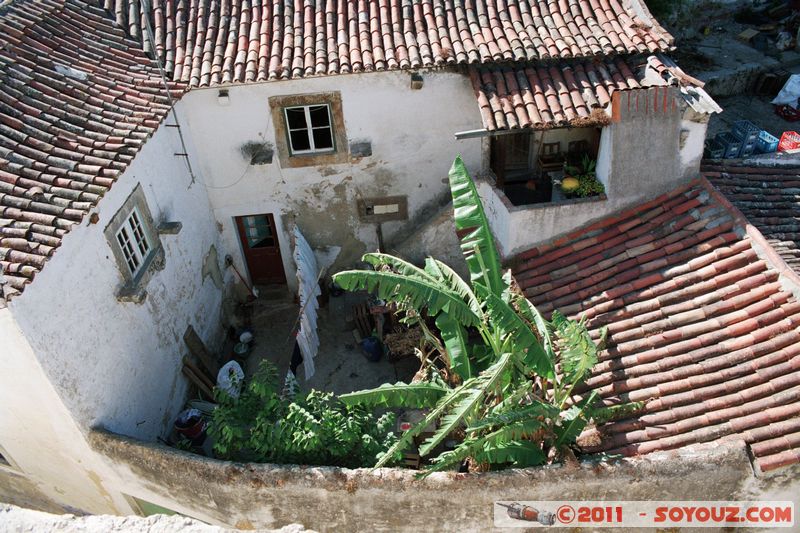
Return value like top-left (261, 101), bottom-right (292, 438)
top-left (292, 226), bottom-right (322, 380)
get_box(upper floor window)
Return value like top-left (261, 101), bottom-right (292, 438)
top-left (104, 184), bottom-right (166, 302)
top-left (284, 104), bottom-right (335, 155)
top-left (115, 208), bottom-right (151, 276)
top-left (269, 92), bottom-right (349, 168)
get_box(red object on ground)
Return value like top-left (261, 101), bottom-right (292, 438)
top-left (778, 131), bottom-right (800, 152)
top-left (775, 104), bottom-right (800, 122)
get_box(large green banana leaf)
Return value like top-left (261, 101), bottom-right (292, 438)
top-left (435, 313), bottom-right (473, 381)
top-left (476, 284), bottom-right (555, 379)
top-left (418, 352), bottom-right (513, 456)
top-left (333, 269), bottom-right (481, 327)
top-left (339, 382), bottom-right (450, 409)
top-left (448, 156), bottom-right (504, 297)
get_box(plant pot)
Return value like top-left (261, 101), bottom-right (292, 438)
top-left (359, 336), bottom-right (383, 362)
top-left (233, 342), bottom-right (251, 358)
top-left (174, 408), bottom-right (206, 441)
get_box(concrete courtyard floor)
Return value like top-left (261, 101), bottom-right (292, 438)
top-left (242, 286), bottom-right (417, 395)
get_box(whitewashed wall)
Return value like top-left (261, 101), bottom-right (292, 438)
top-left (7, 122), bottom-right (225, 442)
top-left (179, 69), bottom-right (483, 289)
top-left (0, 308), bottom-right (134, 515)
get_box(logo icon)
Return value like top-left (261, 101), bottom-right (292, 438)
top-left (497, 502), bottom-right (556, 525)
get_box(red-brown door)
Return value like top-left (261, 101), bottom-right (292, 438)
top-left (235, 214), bottom-right (286, 284)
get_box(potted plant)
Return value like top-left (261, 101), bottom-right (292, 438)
top-left (560, 155), bottom-right (604, 198)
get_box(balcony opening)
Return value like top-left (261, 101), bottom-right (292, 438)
top-left (489, 127), bottom-right (602, 206)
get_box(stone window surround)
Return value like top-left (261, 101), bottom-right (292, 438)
top-left (104, 184), bottom-right (165, 303)
top-left (269, 91), bottom-right (349, 168)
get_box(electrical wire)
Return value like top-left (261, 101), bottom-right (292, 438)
top-left (140, 0), bottom-right (197, 186)
top-left (138, 1), bottom-right (286, 192)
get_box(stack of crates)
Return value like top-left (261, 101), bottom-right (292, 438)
top-left (704, 138), bottom-right (725, 159)
top-left (731, 120), bottom-right (760, 158)
top-left (714, 132), bottom-right (742, 159)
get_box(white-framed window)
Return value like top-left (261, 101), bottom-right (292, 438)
top-left (115, 207), bottom-right (151, 276)
top-left (284, 104), bottom-right (335, 155)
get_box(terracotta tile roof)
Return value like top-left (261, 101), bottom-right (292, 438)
top-left (470, 54), bottom-right (717, 131)
top-left (512, 178), bottom-right (800, 473)
top-left (705, 162), bottom-right (800, 274)
top-left (0, 0), bottom-right (186, 301)
top-left (105, 0), bottom-right (674, 87)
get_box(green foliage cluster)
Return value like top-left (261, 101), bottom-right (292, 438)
top-left (332, 156), bottom-right (629, 476)
top-left (206, 155), bottom-right (635, 473)
top-left (208, 361), bottom-right (397, 468)
top-left (564, 155), bottom-right (605, 198)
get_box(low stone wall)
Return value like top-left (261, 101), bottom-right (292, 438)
top-left (88, 429), bottom-right (799, 532)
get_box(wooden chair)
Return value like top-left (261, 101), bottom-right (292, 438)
top-left (537, 141), bottom-right (564, 174)
top-left (566, 140), bottom-right (590, 166)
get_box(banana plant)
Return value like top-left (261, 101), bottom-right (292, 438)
top-left (334, 156), bottom-right (610, 474)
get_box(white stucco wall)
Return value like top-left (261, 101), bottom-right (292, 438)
top-left (178, 69), bottom-right (483, 289)
top-left (680, 113), bottom-right (711, 179)
top-left (0, 308), bottom-right (131, 514)
top-left (7, 122), bottom-right (225, 442)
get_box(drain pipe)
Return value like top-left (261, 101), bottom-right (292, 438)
top-left (376, 223), bottom-right (384, 252)
top-left (224, 254), bottom-right (258, 299)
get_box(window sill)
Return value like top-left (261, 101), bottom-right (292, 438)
top-left (283, 150), bottom-right (349, 168)
top-left (158, 221), bottom-right (182, 235)
top-left (117, 283), bottom-right (148, 304)
top-left (115, 246), bottom-right (165, 304)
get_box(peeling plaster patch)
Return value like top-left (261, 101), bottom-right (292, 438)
top-left (312, 246), bottom-right (342, 273)
top-left (202, 245), bottom-right (223, 289)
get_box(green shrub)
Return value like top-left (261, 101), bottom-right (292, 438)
top-left (208, 361), bottom-right (397, 468)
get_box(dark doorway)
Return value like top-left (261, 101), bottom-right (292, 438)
top-left (235, 213), bottom-right (286, 284)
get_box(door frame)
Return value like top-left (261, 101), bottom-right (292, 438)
top-left (234, 213), bottom-right (287, 285)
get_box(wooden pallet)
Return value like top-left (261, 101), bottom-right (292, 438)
top-left (352, 302), bottom-right (373, 338)
top-left (182, 325), bottom-right (219, 400)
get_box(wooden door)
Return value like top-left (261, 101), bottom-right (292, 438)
top-left (235, 214), bottom-right (286, 284)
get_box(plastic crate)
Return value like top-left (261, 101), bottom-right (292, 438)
top-left (704, 138), bottom-right (725, 159)
top-left (778, 131), bottom-right (800, 152)
top-left (739, 142), bottom-right (756, 158)
top-left (756, 131), bottom-right (779, 153)
top-left (715, 132), bottom-right (742, 159)
top-left (731, 120), bottom-right (760, 145)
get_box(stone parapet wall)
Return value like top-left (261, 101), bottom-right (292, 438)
top-left (88, 429), bottom-right (800, 532)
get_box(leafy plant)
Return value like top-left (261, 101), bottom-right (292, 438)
top-left (334, 156), bottom-right (613, 475)
top-left (563, 155), bottom-right (604, 198)
top-left (208, 361), bottom-right (397, 468)
top-left (173, 437), bottom-right (194, 451)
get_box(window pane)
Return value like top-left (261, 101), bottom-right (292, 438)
top-left (243, 215), bottom-right (275, 248)
top-left (129, 212), bottom-right (150, 256)
top-left (290, 130), bottom-right (311, 152)
top-left (312, 127), bottom-right (333, 150)
top-left (285, 107), bottom-right (308, 130)
top-left (308, 105), bottom-right (330, 128)
top-left (251, 236), bottom-right (275, 248)
top-left (116, 227), bottom-right (140, 273)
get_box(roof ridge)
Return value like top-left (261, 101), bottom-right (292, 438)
top-left (99, 0), bottom-right (675, 88)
